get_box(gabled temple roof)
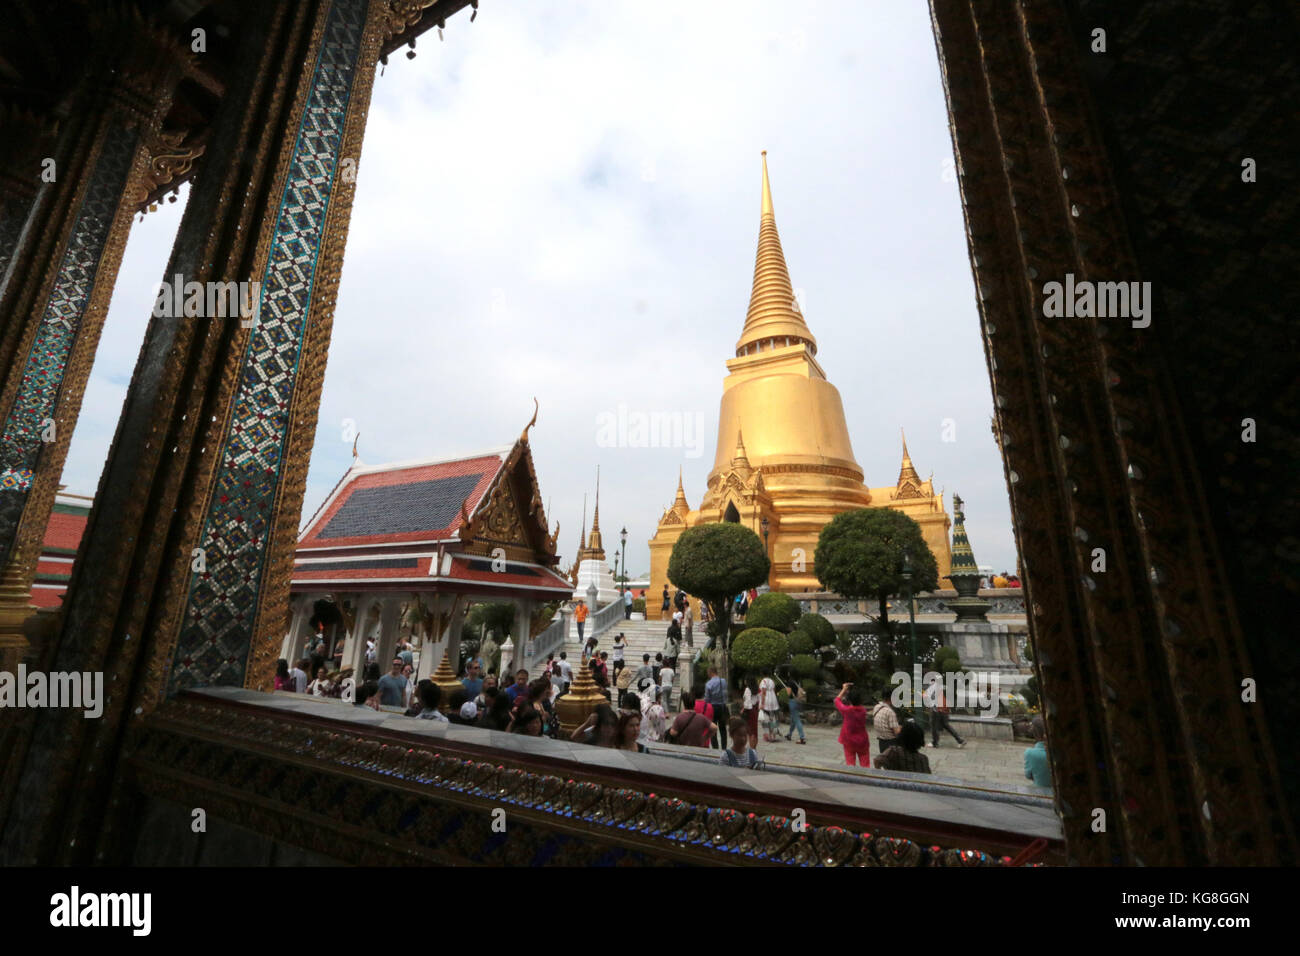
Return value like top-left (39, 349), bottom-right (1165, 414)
top-left (32, 491), bottom-right (91, 608)
top-left (293, 438), bottom-right (571, 596)
top-left (298, 446), bottom-right (513, 549)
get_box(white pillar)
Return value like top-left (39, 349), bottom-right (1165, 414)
top-left (377, 596), bottom-right (402, 668)
top-left (340, 593), bottom-right (358, 667)
top-left (512, 599), bottom-right (536, 675)
top-left (348, 595), bottom-right (380, 678)
top-left (281, 594), bottom-right (312, 662)
top-left (444, 595), bottom-right (467, 678)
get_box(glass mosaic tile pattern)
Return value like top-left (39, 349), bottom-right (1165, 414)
top-left (0, 124), bottom-right (137, 565)
top-left (170, 0), bottom-right (368, 692)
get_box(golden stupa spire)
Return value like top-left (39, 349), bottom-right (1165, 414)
top-left (736, 151), bottom-right (818, 357)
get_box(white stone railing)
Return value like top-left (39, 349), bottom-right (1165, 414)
top-left (587, 597), bottom-right (624, 641)
top-left (525, 611), bottom-right (569, 671)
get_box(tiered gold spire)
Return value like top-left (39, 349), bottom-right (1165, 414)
top-left (732, 429), bottom-right (750, 469)
top-left (896, 429), bottom-right (923, 494)
top-left (579, 468), bottom-right (605, 559)
top-left (735, 152), bottom-right (818, 357)
top-left (673, 467), bottom-right (689, 509)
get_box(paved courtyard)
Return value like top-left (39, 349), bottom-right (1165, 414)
top-left (724, 715), bottom-right (1045, 791)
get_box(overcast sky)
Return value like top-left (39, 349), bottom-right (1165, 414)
top-left (62, 0), bottom-right (1019, 582)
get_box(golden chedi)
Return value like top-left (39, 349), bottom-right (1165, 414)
top-left (649, 153), bottom-right (951, 594)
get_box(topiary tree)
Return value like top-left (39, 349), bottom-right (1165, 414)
top-left (787, 630), bottom-right (815, 656)
top-left (668, 522), bottom-right (770, 691)
top-left (731, 627), bottom-right (789, 675)
top-left (815, 509), bottom-right (938, 672)
top-left (743, 592), bottom-right (801, 633)
top-left (793, 612), bottom-right (835, 649)
top-left (790, 653), bottom-right (821, 678)
top-left (934, 645), bottom-right (962, 674)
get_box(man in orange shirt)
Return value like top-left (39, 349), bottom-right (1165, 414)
top-left (575, 599), bottom-right (589, 643)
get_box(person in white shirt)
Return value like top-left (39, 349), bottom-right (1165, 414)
top-left (758, 674), bottom-right (780, 742)
top-left (659, 662), bottom-right (675, 710)
top-left (557, 652), bottom-right (573, 693)
top-left (643, 688), bottom-right (668, 742)
top-left (611, 634), bottom-right (627, 684)
top-left (308, 667), bottom-right (333, 697)
top-left (365, 638), bottom-right (376, 665)
top-left (289, 659), bottom-right (309, 693)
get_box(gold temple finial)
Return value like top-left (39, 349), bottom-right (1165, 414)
top-left (351, 432), bottom-right (360, 459)
top-left (760, 150), bottom-right (773, 218)
top-left (591, 466), bottom-right (601, 534)
top-left (677, 465), bottom-right (684, 494)
top-left (737, 152), bottom-right (817, 357)
top-left (520, 396), bottom-right (538, 441)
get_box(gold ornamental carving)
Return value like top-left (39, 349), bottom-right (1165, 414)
top-left (132, 130), bottom-right (205, 208)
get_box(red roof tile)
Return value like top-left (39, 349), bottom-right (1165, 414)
top-left (299, 453), bottom-right (505, 549)
top-left (44, 511), bottom-right (88, 552)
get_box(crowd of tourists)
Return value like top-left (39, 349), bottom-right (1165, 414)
top-left (274, 600), bottom-right (1051, 784)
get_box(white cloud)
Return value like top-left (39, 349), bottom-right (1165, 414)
top-left (61, 0), bottom-right (1017, 581)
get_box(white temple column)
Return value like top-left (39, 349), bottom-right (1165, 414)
top-left (513, 598), bottom-right (536, 675)
top-left (281, 593), bottom-right (313, 662)
top-left (348, 594), bottom-right (380, 678)
top-left (445, 596), bottom-right (467, 677)
top-left (376, 595), bottom-right (402, 668)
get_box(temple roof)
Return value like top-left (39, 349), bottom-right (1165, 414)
top-left (298, 448), bottom-right (512, 549)
top-left (735, 152), bottom-right (819, 357)
top-left (294, 439), bottom-right (570, 596)
top-left (32, 491), bottom-right (91, 608)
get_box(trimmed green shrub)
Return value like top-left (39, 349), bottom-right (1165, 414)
top-left (787, 630), bottom-right (815, 655)
top-left (793, 612), bottom-right (835, 648)
top-left (790, 653), bottom-right (820, 678)
top-left (777, 689), bottom-right (790, 709)
top-left (744, 592), bottom-right (801, 633)
top-left (731, 627), bottom-right (789, 672)
top-left (934, 646), bottom-right (962, 673)
top-left (632, 597), bottom-right (646, 613)
top-left (1022, 675), bottom-right (1039, 708)
top-left (800, 678), bottom-right (819, 697)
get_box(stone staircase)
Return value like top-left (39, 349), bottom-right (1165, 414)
top-left (563, 615), bottom-right (694, 709)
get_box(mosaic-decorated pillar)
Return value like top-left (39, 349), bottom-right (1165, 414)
top-left (0, 14), bottom-right (193, 580)
top-left (0, 0), bottom-right (413, 866)
top-left (930, 0), bottom-right (1294, 864)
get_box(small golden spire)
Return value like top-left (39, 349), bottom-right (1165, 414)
top-left (897, 429), bottom-right (922, 488)
top-left (351, 433), bottom-right (360, 459)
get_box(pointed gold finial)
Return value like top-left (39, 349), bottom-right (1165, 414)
top-left (737, 152), bottom-right (817, 357)
top-left (761, 150), bottom-right (773, 218)
top-left (520, 397), bottom-right (539, 441)
top-left (351, 432), bottom-right (360, 459)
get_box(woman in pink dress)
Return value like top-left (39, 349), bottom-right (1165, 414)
top-left (835, 683), bottom-right (871, 767)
